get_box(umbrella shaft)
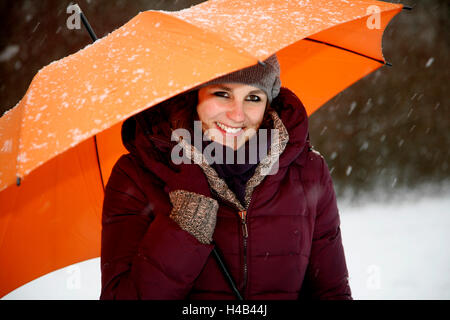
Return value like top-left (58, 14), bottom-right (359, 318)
top-left (212, 246), bottom-right (244, 300)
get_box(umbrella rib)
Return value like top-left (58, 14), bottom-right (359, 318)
top-left (16, 103), bottom-right (25, 186)
top-left (93, 135), bottom-right (105, 191)
top-left (303, 37), bottom-right (392, 66)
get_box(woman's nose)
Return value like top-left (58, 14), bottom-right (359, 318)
top-left (226, 100), bottom-right (245, 123)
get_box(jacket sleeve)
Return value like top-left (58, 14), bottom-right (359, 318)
top-left (299, 153), bottom-right (352, 300)
top-left (100, 155), bottom-right (214, 300)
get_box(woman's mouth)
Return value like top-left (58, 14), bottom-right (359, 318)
top-left (215, 121), bottom-right (244, 135)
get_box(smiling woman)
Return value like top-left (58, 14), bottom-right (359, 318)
top-left (100, 54), bottom-right (352, 300)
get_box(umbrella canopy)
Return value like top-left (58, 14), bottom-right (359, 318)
top-left (0, 0), bottom-right (403, 297)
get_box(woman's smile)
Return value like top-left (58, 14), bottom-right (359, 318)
top-left (215, 121), bottom-right (245, 136)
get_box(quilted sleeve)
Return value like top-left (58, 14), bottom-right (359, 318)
top-left (100, 154), bottom-right (214, 300)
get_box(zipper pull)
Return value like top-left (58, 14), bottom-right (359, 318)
top-left (238, 210), bottom-right (248, 238)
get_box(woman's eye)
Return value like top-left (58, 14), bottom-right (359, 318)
top-left (213, 91), bottom-right (229, 98)
top-left (246, 95), bottom-right (261, 102)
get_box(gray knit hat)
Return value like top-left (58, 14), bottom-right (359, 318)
top-left (200, 54), bottom-right (281, 102)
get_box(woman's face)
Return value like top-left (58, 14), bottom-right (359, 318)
top-left (196, 83), bottom-right (268, 150)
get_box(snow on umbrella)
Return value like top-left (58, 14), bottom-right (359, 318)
top-left (0, 0), bottom-right (403, 297)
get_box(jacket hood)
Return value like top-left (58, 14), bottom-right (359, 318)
top-left (270, 87), bottom-right (309, 168)
top-left (121, 90), bottom-right (198, 171)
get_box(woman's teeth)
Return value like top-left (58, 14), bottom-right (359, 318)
top-left (216, 122), bottom-right (243, 134)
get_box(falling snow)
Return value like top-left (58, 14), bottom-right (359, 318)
top-left (1, 139), bottom-right (12, 153)
top-left (17, 152), bottom-right (29, 163)
top-left (346, 166), bottom-right (352, 176)
top-left (0, 45), bottom-right (20, 62)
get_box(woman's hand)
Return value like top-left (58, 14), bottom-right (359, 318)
top-left (168, 190), bottom-right (219, 244)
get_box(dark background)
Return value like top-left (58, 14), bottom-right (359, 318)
top-left (0, 0), bottom-right (448, 202)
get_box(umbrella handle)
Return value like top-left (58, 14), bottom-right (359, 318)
top-left (212, 245), bottom-right (244, 300)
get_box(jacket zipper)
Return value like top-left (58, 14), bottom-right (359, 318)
top-left (238, 210), bottom-right (248, 293)
top-left (238, 210), bottom-right (248, 238)
top-left (215, 194), bottom-right (252, 298)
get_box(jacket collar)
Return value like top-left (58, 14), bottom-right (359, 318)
top-left (176, 108), bottom-right (288, 211)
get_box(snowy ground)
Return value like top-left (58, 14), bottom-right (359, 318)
top-left (3, 189), bottom-right (450, 300)
top-left (340, 193), bottom-right (450, 299)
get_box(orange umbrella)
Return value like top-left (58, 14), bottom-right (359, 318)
top-left (0, 0), bottom-right (404, 298)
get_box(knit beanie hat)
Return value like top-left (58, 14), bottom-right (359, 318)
top-left (199, 54), bottom-right (281, 103)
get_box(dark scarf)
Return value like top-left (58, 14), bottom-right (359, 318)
top-left (201, 129), bottom-right (271, 207)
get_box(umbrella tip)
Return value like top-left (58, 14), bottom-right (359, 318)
top-left (402, 4), bottom-right (413, 11)
top-left (16, 176), bottom-right (21, 186)
top-left (385, 61), bottom-right (393, 67)
top-left (258, 60), bottom-right (266, 67)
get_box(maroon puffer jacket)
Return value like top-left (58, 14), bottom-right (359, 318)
top-left (100, 87), bottom-right (352, 300)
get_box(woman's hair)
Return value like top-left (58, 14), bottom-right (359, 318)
top-left (137, 89), bottom-right (199, 137)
